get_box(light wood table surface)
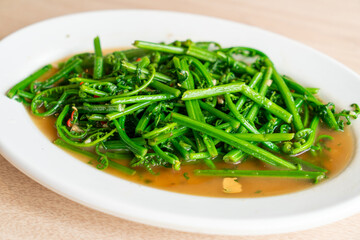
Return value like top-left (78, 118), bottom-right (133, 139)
top-left (1, 0), bottom-right (359, 239)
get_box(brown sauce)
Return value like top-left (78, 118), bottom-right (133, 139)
top-left (26, 51), bottom-right (355, 198)
top-left (28, 97), bottom-right (355, 198)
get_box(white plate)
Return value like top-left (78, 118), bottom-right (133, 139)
top-left (0, 10), bottom-right (359, 235)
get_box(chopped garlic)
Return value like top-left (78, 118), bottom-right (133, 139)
top-left (223, 178), bottom-right (242, 193)
top-left (217, 96), bottom-right (224, 104)
top-left (266, 79), bottom-right (273, 87)
top-left (70, 124), bottom-right (83, 133)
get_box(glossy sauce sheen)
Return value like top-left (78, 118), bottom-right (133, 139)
top-left (29, 101), bottom-right (355, 198)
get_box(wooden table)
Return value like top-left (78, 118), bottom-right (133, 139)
top-left (1, 0), bottom-right (359, 239)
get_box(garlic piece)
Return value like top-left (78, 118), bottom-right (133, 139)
top-left (266, 79), bottom-right (273, 87)
top-left (222, 178), bottom-right (242, 193)
top-left (217, 95), bottom-right (224, 104)
top-left (70, 124), bottom-right (83, 133)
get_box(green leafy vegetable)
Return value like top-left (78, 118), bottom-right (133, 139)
top-left (7, 37), bottom-right (358, 183)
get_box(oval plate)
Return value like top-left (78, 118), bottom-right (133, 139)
top-left (0, 10), bottom-right (359, 235)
